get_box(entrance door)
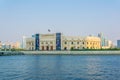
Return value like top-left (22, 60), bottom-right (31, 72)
top-left (64, 47), bottom-right (67, 50)
top-left (42, 46), bottom-right (44, 51)
top-left (50, 46), bottom-right (53, 50)
top-left (46, 46), bottom-right (49, 51)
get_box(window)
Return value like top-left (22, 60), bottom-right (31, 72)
top-left (64, 47), bottom-right (67, 50)
top-left (65, 42), bottom-right (67, 44)
top-left (83, 42), bottom-right (84, 44)
top-left (32, 43), bottom-right (34, 46)
top-left (71, 42), bottom-right (74, 44)
top-left (87, 42), bottom-right (89, 44)
top-left (90, 42), bottom-right (92, 45)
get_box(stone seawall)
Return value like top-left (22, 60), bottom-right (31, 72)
top-left (0, 51), bottom-right (24, 56)
top-left (21, 51), bottom-right (120, 55)
top-left (0, 51), bottom-right (120, 56)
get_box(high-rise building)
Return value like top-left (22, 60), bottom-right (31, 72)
top-left (0, 41), bottom-right (2, 49)
top-left (117, 40), bottom-right (120, 48)
top-left (98, 33), bottom-right (112, 49)
top-left (22, 36), bottom-right (26, 49)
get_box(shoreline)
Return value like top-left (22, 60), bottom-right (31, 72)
top-left (21, 51), bottom-right (120, 55)
top-left (1, 50), bottom-right (120, 56)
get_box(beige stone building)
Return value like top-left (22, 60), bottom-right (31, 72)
top-left (40, 34), bottom-right (56, 50)
top-left (85, 36), bottom-right (101, 49)
top-left (61, 36), bottom-right (101, 50)
top-left (11, 42), bottom-right (21, 49)
top-left (61, 36), bottom-right (86, 50)
top-left (25, 33), bottom-right (101, 50)
top-left (26, 38), bottom-right (35, 50)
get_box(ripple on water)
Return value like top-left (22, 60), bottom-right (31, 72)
top-left (0, 55), bottom-right (120, 80)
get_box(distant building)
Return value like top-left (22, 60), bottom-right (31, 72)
top-left (1, 42), bottom-right (11, 50)
top-left (0, 41), bottom-right (21, 50)
top-left (26, 37), bottom-right (35, 50)
top-left (117, 40), bottom-right (120, 48)
top-left (26, 33), bottom-right (101, 51)
top-left (22, 36), bottom-right (26, 49)
top-left (0, 41), bottom-right (2, 49)
top-left (11, 42), bottom-right (21, 49)
top-left (98, 33), bottom-right (113, 49)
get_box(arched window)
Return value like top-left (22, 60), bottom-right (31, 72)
top-left (64, 47), bottom-right (67, 50)
top-left (65, 42), bottom-right (67, 44)
top-left (83, 42), bottom-right (84, 44)
top-left (71, 42), bottom-right (74, 44)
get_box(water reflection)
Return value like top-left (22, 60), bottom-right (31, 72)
top-left (84, 56), bottom-right (103, 80)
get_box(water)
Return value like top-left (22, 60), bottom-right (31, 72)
top-left (0, 55), bottom-right (120, 80)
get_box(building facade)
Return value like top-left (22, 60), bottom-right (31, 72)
top-left (0, 41), bottom-right (2, 49)
top-left (11, 42), bottom-right (21, 49)
top-left (26, 37), bottom-right (35, 50)
top-left (26, 33), bottom-right (62, 50)
top-left (1, 42), bottom-right (11, 50)
top-left (22, 36), bottom-right (26, 49)
top-left (26, 33), bottom-right (101, 50)
top-left (98, 33), bottom-right (113, 49)
top-left (40, 33), bottom-right (56, 51)
top-left (117, 40), bottom-right (120, 48)
top-left (62, 36), bottom-right (86, 50)
top-left (85, 36), bottom-right (101, 49)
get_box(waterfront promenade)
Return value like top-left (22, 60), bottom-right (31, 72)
top-left (1, 51), bottom-right (120, 56)
top-left (21, 51), bottom-right (120, 55)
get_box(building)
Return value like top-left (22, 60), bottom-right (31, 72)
top-left (26, 37), bottom-right (35, 50)
top-left (0, 41), bottom-right (2, 49)
top-left (40, 33), bottom-right (56, 51)
top-left (11, 42), bottom-right (21, 49)
top-left (22, 36), bottom-right (26, 49)
top-left (25, 33), bottom-right (101, 50)
top-left (117, 40), bottom-right (120, 48)
top-left (85, 36), bottom-right (101, 49)
top-left (98, 33), bottom-right (113, 49)
top-left (61, 36), bottom-right (100, 50)
top-left (1, 42), bottom-right (11, 50)
top-left (62, 36), bottom-right (85, 50)
top-left (0, 41), bottom-right (21, 50)
top-left (26, 33), bottom-right (62, 51)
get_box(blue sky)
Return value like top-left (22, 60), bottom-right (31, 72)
top-left (0, 0), bottom-right (120, 44)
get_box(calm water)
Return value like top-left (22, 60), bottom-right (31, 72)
top-left (0, 55), bottom-right (120, 80)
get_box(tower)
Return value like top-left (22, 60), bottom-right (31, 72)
top-left (22, 36), bottom-right (26, 49)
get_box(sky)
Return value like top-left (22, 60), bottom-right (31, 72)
top-left (0, 0), bottom-right (120, 45)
